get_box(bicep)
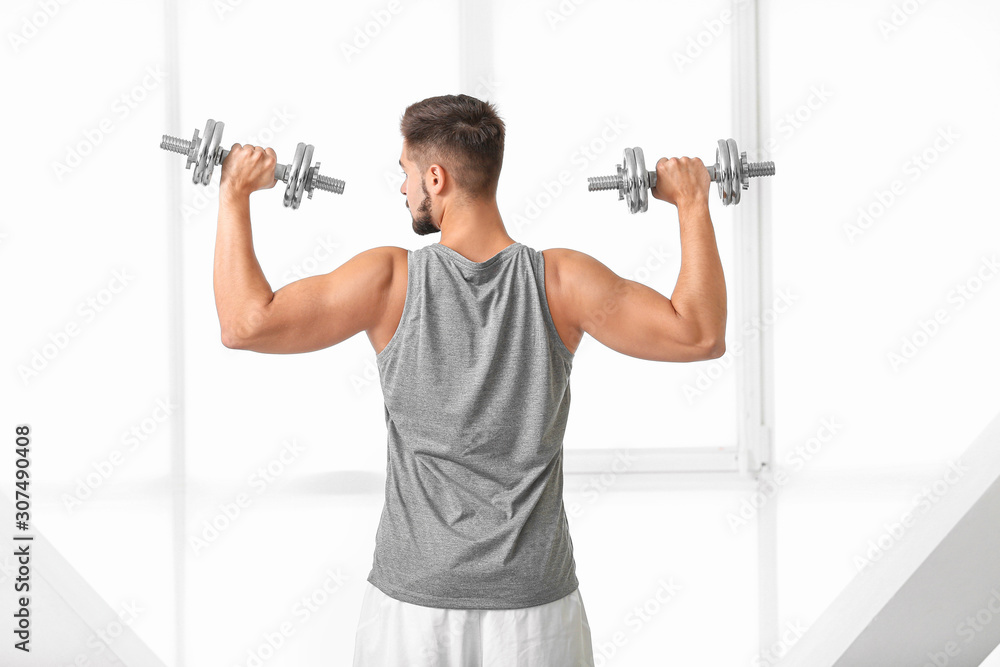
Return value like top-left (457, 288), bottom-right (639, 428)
top-left (232, 246), bottom-right (397, 354)
top-left (555, 248), bottom-right (712, 362)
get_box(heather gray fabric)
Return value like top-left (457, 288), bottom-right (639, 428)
top-left (367, 240), bottom-right (578, 609)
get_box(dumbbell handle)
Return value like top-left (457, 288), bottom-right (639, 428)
top-left (214, 146), bottom-right (291, 183)
top-left (647, 165), bottom-right (718, 188)
top-left (647, 163), bottom-right (776, 188)
top-left (161, 135), bottom-right (346, 195)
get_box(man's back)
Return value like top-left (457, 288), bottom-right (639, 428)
top-left (367, 241), bottom-right (579, 609)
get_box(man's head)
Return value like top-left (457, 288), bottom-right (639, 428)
top-left (398, 94), bottom-right (505, 236)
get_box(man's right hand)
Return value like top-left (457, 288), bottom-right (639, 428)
top-left (220, 143), bottom-right (279, 200)
top-left (651, 156), bottom-right (711, 208)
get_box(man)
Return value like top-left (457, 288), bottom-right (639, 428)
top-left (215, 94), bottom-right (726, 666)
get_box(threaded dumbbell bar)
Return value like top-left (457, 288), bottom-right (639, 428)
top-left (587, 138), bottom-right (775, 213)
top-left (160, 119), bottom-right (346, 209)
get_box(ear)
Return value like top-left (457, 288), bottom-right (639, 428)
top-left (426, 163), bottom-right (447, 195)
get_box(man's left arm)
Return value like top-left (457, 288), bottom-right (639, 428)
top-left (214, 143), bottom-right (393, 354)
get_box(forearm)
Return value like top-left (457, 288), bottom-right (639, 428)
top-left (214, 189), bottom-right (274, 340)
top-left (670, 196), bottom-right (727, 346)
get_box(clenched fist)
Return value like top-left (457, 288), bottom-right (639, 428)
top-left (651, 156), bottom-right (711, 208)
top-left (220, 143), bottom-right (278, 198)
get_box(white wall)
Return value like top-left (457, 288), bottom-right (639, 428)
top-left (3, 0), bottom-right (176, 662)
top-left (765, 0), bottom-right (1000, 662)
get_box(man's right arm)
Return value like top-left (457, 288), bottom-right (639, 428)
top-left (550, 156), bottom-right (727, 362)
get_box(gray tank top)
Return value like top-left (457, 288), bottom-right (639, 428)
top-left (367, 240), bottom-right (579, 609)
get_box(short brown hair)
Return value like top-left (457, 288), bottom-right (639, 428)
top-left (400, 94), bottom-right (505, 200)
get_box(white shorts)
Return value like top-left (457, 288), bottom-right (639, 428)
top-left (352, 582), bottom-right (596, 666)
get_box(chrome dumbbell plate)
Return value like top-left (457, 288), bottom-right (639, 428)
top-left (194, 119), bottom-right (215, 185)
top-left (620, 146), bottom-right (653, 214)
top-left (283, 143), bottom-right (316, 210)
top-left (634, 147), bottom-right (650, 213)
top-left (203, 120), bottom-right (225, 186)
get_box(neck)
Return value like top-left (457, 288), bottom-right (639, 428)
top-left (437, 197), bottom-right (515, 261)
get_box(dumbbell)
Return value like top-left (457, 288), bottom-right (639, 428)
top-left (587, 138), bottom-right (775, 212)
top-left (160, 119), bottom-right (346, 209)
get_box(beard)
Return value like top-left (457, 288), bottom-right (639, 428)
top-left (410, 177), bottom-right (438, 236)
